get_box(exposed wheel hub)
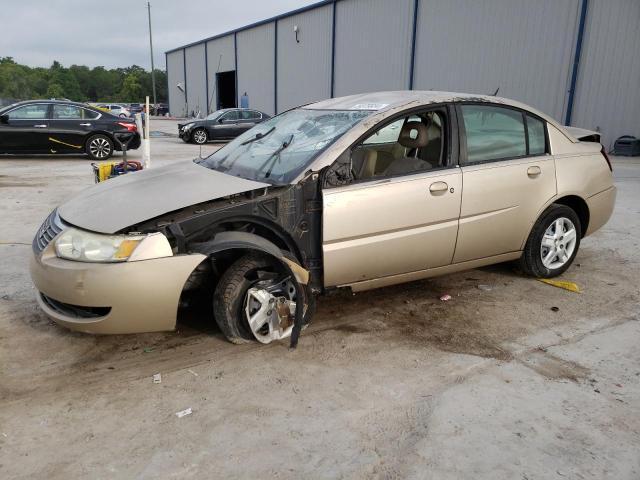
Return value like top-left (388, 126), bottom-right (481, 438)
top-left (245, 279), bottom-right (296, 344)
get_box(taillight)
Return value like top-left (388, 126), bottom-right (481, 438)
top-left (117, 122), bottom-right (137, 132)
top-left (600, 146), bottom-right (612, 171)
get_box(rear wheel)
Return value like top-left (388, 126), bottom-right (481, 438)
top-left (213, 253), bottom-right (298, 344)
top-left (191, 128), bottom-right (208, 145)
top-left (520, 204), bottom-right (581, 278)
top-left (86, 134), bottom-right (114, 160)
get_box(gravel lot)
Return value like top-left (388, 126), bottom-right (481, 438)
top-left (1, 119), bottom-right (639, 479)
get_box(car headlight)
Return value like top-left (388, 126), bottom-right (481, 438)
top-left (54, 228), bottom-right (172, 263)
top-left (182, 123), bottom-right (195, 130)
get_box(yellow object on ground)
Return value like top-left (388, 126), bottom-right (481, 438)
top-left (93, 162), bottom-right (118, 183)
top-left (537, 278), bottom-right (581, 293)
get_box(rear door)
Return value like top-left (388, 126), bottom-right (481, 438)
top-left (237, 110), bottom-right (259, 134)
top-left (0, 103), bottom-right (50, 153)
top-left (49, 104), bottom-right (101, 153)
top-left (453, 103), bottom-right (556, 263)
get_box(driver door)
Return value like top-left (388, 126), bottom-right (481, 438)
top-left (322, 107), bottom-right (462, 287)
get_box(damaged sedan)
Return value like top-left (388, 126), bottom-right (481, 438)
top-left (30, 91), bottom-right (616, 347)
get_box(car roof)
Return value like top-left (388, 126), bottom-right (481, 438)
top-left (305, 90), bottom-right (568, 139)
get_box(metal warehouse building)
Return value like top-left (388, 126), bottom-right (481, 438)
top-left (166, 0), bottom-right (640, 147)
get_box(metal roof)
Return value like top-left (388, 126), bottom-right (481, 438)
top-left (165, 0), bottom-right (335, 54)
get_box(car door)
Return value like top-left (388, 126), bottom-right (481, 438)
top-left (452, 104), bottom-right (556, 263)
top-left (49, 104), bottom-right (100, 153)
top-left (212, 110), bottom-right (240, 138)
top-left (237, 110), bottom-right (258, 134)
top-left (322, 106), bottom-right (462, 287)
top-left (0, 103), bottom-right (51, 153)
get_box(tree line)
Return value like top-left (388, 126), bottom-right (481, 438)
top-left (0, 57), bottom-right (167, 104)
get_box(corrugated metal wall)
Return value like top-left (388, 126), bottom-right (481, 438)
top-left (571, 0), bottom-right (640, 148)
top-left (237, 23), bottom-right (276, 115)
top-left (413, 0), bottom-right (580, 121)
top-left (276, 5), bottom-right (332, 112)
top-left (333, 0), bottom-right (414, 96)
top-left (206, 35), bottom-right (236, 113)
top-left (185, 44), bottom-right (207, 117)
top-left (166, 50), bottom-right (186, 117)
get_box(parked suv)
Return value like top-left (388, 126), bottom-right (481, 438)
top-left (30, 92), bottom-right (615, 348)
top-left (0, 100), bottom-right (140, 159)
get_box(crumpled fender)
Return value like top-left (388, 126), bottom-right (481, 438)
top-left (189, 231), bottom-right (311, 348)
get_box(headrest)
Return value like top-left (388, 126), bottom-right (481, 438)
top-left (399, 121), bottom-right (429, 148)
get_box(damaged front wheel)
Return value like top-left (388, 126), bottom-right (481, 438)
top-left (213, 253), bottom-right (300, 345)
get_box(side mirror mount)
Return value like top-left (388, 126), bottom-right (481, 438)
top-left (0, 114), bottom-right (8, 124)
top-left (218, 118), bottom-right (224, 123)
top-left (323, 151), bottom-right (354, 188)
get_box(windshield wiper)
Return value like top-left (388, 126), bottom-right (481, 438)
top-left (258, 134), bottom-right (294, 179)
top-left (241, 126), bottom-right (275, 145)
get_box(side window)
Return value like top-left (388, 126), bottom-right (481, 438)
top-left (349, 110), bottom-right (447, 181)
top-left (240, 110), bottom-right (251, 120)
top-left (461, 105), bottom-right (526, 163)
top-left (83, 109), bottom-right (100, 120)
top-left (527, 114), bottom-right (546, 155)
top-left (221, 110), bottom-right (239, 122)
top-left (53, 105), bottom-right (83, 119)
top-left (7, 104), bottom-right (49, 120)
top-left (250, 110), bottom-right (262, 120)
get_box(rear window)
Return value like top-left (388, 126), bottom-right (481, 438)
top-left (527, 114), bottom-right (546, 155)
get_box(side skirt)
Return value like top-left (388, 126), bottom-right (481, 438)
top-left (344, 251), bottom-right (522, 292)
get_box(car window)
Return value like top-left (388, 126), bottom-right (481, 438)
top-left (461, 105), bottom-right (526, 163)
top-left (250, 110), bottom-right (262, 119)
top-left (527, 114), bottom-right (546, 155)
top-left (240, 110), bottom-right (252, 120)
top-left (347, 111), bottom-right (447, 182)
top-left (220, 110), bottom-right (239, 121)
top-left (7, 104), bottom-right (49, 120)
top-left (53, 105), bottom-right (84, 119)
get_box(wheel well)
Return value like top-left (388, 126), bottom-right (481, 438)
top-left (554, 195), bottom-right (589, 236)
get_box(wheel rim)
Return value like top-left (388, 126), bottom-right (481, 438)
top-left (89, 138), bottom-right (111, 159)
top-left (244, 278), bottom-right (297, 344)
top-left (193, 130), bottom-right (206, 144)
top-left (540, 217), bottom-right (577, 269)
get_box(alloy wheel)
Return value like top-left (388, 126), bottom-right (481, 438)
top-left (193, 130), bottom-right (207, 144)
top-left (540, 217), bottom-right (577, 269)
top-left (89, 137), bottom-right (111, 159)
top-left (244, 277), bottom-right (297, 344)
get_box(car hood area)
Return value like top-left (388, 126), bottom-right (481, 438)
top-left (57, 160), bottom-right (269, 234)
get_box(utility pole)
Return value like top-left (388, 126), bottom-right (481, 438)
top-left (147, 1), bottom-right (157, 111)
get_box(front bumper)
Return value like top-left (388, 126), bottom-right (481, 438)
top-left (30, 242), bottom-right (206, 334)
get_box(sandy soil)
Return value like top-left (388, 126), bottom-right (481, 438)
top-left (1, 119), bottom-right (638, 479)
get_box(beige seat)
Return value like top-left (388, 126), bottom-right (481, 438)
top-left (383, 121), bottom-right (431, 176)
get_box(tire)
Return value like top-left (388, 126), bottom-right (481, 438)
top-left (520, 204), bottom-right (582, 278)
top-left (85, 134), bottom-right (114, 160)
top-left (191, 128), bottom-right (208, 145)
top-left (213, 253), bottom-right (281, 344)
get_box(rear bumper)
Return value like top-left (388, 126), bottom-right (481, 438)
top-left (30, 243), bottom-right (206, 334)
top-left (585, 185), bottom-right (616, 236)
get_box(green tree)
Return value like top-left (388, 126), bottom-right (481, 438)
top-left (119, 73), bottom-right (142, 102)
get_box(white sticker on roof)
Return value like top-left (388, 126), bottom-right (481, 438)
top-left (351, 103), bottom-right (389, 110)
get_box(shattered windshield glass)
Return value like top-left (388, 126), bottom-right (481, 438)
top-left (197, 108), bottom-right (371, 185)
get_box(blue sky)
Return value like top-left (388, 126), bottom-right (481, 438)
top-left (3, 0), bottom-right (318, 69)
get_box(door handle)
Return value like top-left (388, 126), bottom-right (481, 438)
top-left (80, 123), bottom-right (91, 126)
top-left (33, 124), bottom-right (47, 128)
top-left (429, 181), bottom-right (449, 194)
top-left (527, 166), bottom-right (541, 177)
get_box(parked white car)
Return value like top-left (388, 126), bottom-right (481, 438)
top-left (96, 104), bottom-right (131, 118)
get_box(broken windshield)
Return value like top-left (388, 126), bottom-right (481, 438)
top-left (197, 108), bottom-right (371, 184)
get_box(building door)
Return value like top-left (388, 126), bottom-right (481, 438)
top-left (216, 71), bottom-right (236, 110)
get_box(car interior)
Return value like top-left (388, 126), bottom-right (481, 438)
top-left (350, 110), bottom-right (447, 181)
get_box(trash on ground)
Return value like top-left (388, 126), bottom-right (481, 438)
top-left (175, 407), bottom-right (192, 418)
top-left (551, 306), bottom-right (560, 312)
top-left (143, 347), bottom-right (155, 353)
top-left (537, 278), bottom-right (581, 293)
top-left (477, 284), bottom-right (493, 291)
top-left (439, 294), bottom-right (452, 301)
top-left (187, 369), bottom-right (198, 377)
top-left (153, 373), bottom-right (161, 384)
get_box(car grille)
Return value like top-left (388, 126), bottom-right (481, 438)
top-left (40, 293), bottom-right (111, 319)
top-left (33, 209), bottom-right (66, 253)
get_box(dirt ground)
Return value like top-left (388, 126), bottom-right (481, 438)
top-left (1, 119), bottom-right (639, 479)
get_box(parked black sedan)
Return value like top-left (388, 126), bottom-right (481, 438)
top-left (178, 108), bottom-right (270, 144)
top-left (0, 100), bottom-right (140, 160)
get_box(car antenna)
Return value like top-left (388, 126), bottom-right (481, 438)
top-left (491, 87), bottom-right (500, 96)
